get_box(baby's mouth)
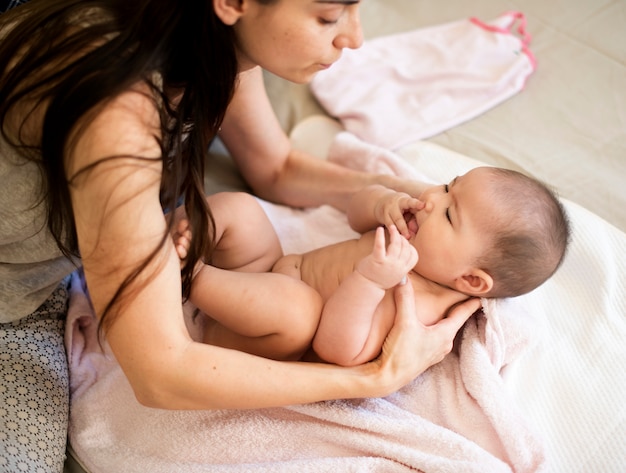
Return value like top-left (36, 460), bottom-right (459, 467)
top-left (404, 212), bottom-right (419, 237)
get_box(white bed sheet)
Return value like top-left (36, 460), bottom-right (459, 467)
top-left (66, 125), bottom-right (626, 473)
top-left (399, 141), bottom-right (626, 472)
top-left (292, 122), bottom-right (626, 472)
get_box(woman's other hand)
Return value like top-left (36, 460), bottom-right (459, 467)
top-left (372, 282), bottom-right (481, 395)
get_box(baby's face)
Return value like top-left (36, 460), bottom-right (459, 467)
top-left (406, 167), bottom-right (498, 288)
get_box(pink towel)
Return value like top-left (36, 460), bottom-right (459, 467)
top-left (66, 134), bottom-right (548, 473)
top-left (311, 12), bottom-right (536, 149)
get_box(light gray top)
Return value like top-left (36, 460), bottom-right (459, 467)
top-left (0, 137), bottom-right (78, 322)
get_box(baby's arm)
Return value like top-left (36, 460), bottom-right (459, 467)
top-left (312, 225), bottom-right (418, 366)
top-left (347, 184), bottom-right (423, 239)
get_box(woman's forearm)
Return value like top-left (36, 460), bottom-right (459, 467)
top-left (136, 341), bottom-right (379, 410)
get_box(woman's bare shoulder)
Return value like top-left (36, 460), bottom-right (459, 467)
top-left (66, 81), bottom-right (162, 178)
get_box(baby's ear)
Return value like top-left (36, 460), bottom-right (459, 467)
top-left (454, 269), bottom-right (493, 296)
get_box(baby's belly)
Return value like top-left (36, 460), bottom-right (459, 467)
top-left (272, 254), bottom-right (305, 280)
top-left (272, 251), bottom-right (344, 302)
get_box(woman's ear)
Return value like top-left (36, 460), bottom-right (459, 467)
top-left (454, 269), bottom-right (493, 296)
top-left (213, 0), bottom-right (246, 25)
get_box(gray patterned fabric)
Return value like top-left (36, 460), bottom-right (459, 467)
top-left (0, 277), bottom-right (70, 473)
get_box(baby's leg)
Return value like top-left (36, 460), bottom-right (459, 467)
top-left (201, 274), bottom-right (323, 360)
top-left (173, 192), bottom-right (282, 272)
top-left (174, 192), bottom-right (318, 360)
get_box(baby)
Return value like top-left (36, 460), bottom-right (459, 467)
top-left (177, 166), bottom-right (570, 366)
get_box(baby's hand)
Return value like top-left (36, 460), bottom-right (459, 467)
top-left (373, 189), bottom-right (422, 239)
top-left (356, 225), bottom-right (418, 290)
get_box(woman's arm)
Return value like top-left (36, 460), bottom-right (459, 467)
top-left (218, 67), bottom-right (429, 212)
top-left (64, 84), bottom-right (361, 408)
top-left (66, 82), bottom-right (480, 410)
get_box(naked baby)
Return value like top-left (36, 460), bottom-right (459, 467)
top-left (175, 166), bottom-right (570, 366)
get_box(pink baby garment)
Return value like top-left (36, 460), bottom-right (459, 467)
top-left (310, 12), bottom-right (536, 150)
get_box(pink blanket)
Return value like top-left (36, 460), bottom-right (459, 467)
top-left (66, 133), bottom-right (547, 473)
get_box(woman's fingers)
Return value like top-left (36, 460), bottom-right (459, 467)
top-left (438, 297), bottom-right (482, 336)
top-left (424, 297), bottom-right (482, 364)
top-left (375, 287), bottom-right (482, 395)
top-left (374, 281), bottom-right (423, 390)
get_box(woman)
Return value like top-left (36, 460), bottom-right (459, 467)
top-left (0, 1), bottom-right (481, 471)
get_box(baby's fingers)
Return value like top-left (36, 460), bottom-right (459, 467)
top-left (372, 226), bottom-right (387, 259)
top-left (396, 198), bottom-right (423, 238)
top-left (387, 225), bottom-right (417, 267)
top-left (390, 213), bottom-right (410, 239)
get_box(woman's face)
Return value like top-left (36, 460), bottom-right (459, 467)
top-left (232, 0), bottom-right (363, 83)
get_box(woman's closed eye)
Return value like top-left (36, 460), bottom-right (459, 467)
top-left (316, 5), bottom-right (343, 25)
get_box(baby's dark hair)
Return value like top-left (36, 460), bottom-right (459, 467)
top-left (477, 168), bottom-right (571, 298)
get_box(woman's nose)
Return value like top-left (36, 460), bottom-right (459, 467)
top-left (333, 10), bottom-right (364, 50)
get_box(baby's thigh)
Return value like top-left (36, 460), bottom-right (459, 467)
top-left (0, 279), bottom-right (70, 473)
top-left (208, 192), bottom-right (282, 271)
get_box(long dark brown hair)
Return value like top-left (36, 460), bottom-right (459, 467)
top-left (0, 0), bottom-right (239, 330)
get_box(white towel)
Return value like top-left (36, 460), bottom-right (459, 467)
top-left (66, 133), bottom-right (548, 473)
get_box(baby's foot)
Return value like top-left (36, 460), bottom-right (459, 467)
top-left (173, 218), bottom-right (192, 261)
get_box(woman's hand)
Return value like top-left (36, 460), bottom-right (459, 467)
top-left (371, 282), bottom-right (482, 396)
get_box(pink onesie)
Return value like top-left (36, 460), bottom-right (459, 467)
top-left (311, 12), bottom-right (536, 150)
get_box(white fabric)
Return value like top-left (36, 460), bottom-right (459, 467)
top-left (310, 13), bottom-right (535, 149)
top-left (66, 133), bottom-right (626, 472)
top-left (394, 140), bottom-right (626, 473)
top-left (292, 127), bottom-right (626, 472)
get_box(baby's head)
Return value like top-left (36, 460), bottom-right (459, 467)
top-left (412, 167), bottom-right (571, 298)
top-left (474, 167), bottom-right (571, 297)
